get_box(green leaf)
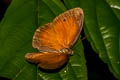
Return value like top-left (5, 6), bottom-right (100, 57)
top-left (63, 0), bottom-right (120, 79)
top-left (106, 0), bottom-right (120, 20)
top-left (0, 0), bottom-right (87, 80)
top-left (96, 0), bottom-right (120, 78)
top-left (1, 0), bottom-right (119, 79)
top-left (64, 0), bottom-right (120, 79)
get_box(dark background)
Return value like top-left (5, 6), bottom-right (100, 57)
top-left (0, 0), bottom-right (117, 80)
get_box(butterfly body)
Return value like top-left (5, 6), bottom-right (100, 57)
top-left (25, 8), bottom-right (84, 70)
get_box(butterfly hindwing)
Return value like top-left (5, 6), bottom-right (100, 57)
top-left (25, 52), bottom-right (69, 69)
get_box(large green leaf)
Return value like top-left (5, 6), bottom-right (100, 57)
top-left (64, 0), bottom-right (120, 79)
top-left (96, 0), bottom-right (120, 79)
top-left (0, 0), bottom-right (120, 80)
top-left (0, 0), bottom-right (87, 80)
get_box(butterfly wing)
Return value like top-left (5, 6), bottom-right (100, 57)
top-left (32, 23), bottom-right (63, 51)
top-left (53, 8), bottom-right (84, 48)
top-left (32, 8), bottom-right (84, 51)
top-left (25, 8), bottom-right (84, 69)
top-left (25, 52), bottom-right (69, 69)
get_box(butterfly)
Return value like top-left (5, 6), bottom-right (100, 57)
top-left (25, 8), bottom-right (84, 70)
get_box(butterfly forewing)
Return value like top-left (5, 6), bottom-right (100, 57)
top-left (32, 23), bottom-right (63, 50)
top-left (53, 8), bottom-right (84, 48)
top-left (32, 8), bottom-right (83, 51)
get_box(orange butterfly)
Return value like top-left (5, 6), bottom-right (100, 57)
top-left (25, 8), bottom-right (84, 70)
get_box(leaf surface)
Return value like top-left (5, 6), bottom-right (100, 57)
top-left (0, 0), bottom-right (87, 80)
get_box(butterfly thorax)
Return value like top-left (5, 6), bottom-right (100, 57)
top-left (59, 48), bottom-right (74, 55)
top-left (38, 47), bottom-right (73, 55)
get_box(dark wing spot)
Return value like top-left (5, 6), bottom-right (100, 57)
top-left (63, 19), bottom-right (66, 21)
